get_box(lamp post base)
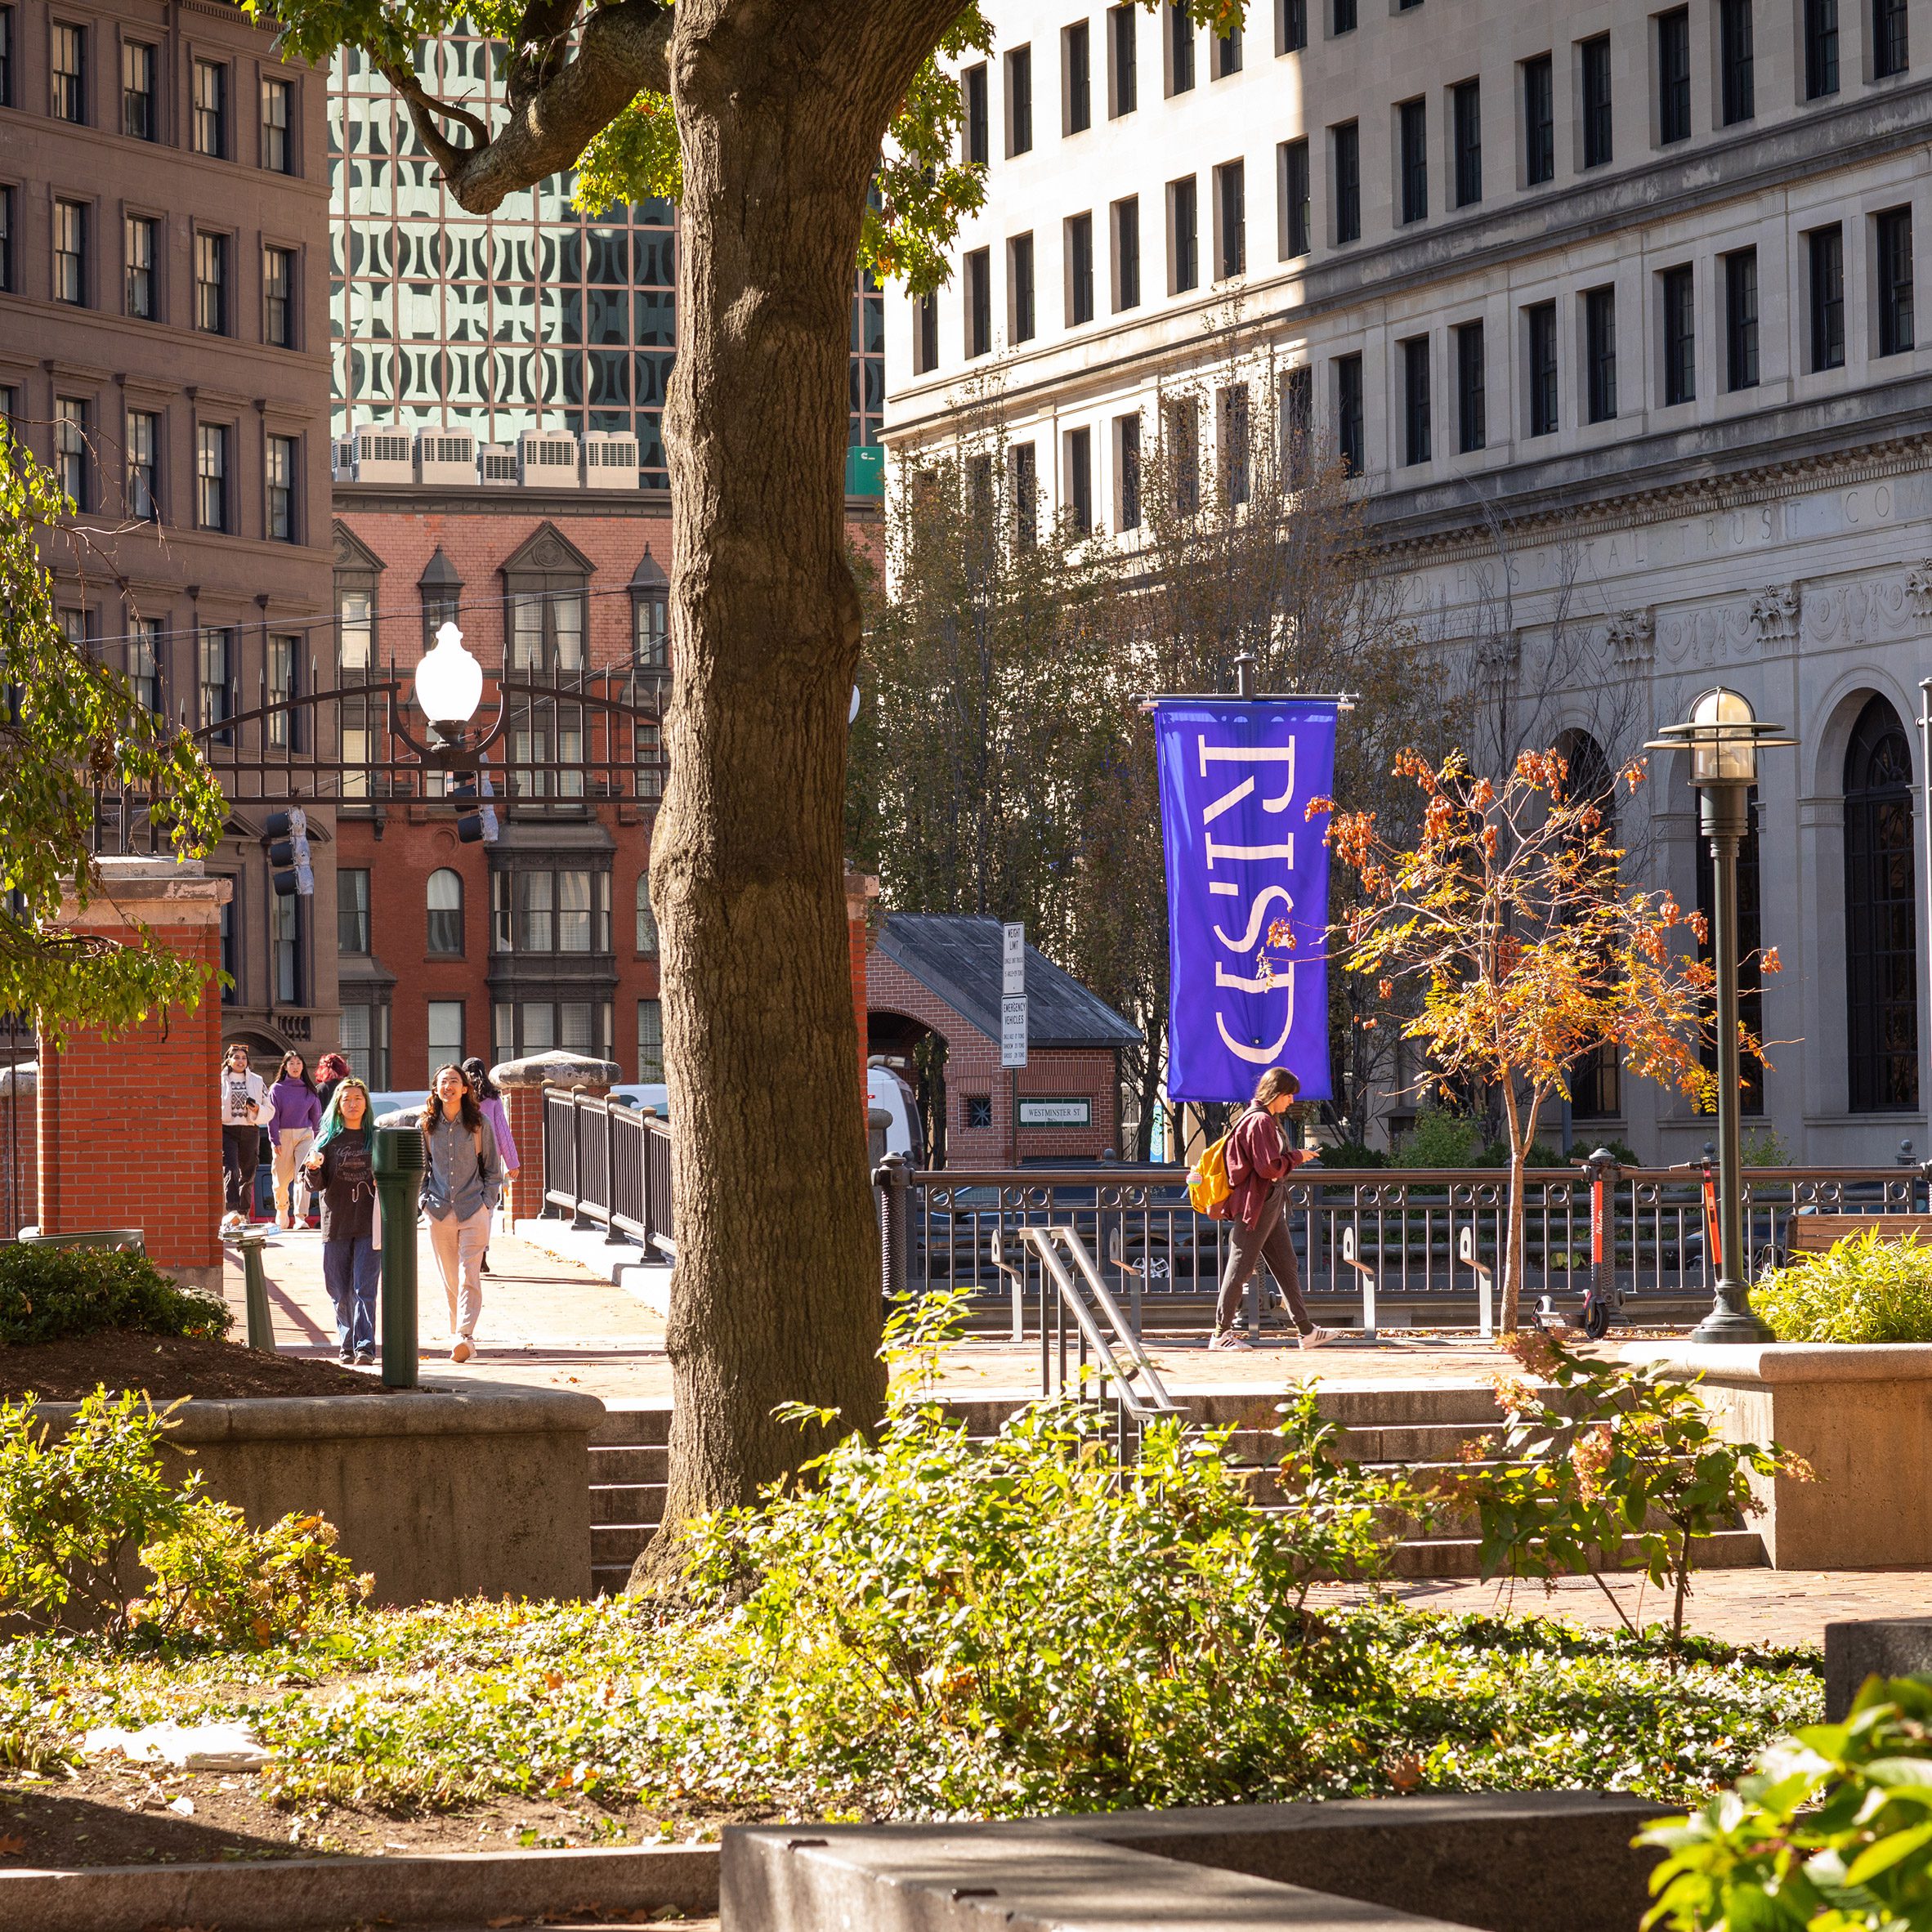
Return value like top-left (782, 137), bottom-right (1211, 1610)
top-left (1688, 1280), bottom-right (1776, 1345)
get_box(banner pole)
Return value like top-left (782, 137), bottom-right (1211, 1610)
top-left (1234, 651), bottom-right (1255, 699)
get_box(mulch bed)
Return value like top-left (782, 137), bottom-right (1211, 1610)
top-left (0, 1331), bottom-right (378, 1402)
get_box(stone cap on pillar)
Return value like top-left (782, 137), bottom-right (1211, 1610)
top-left (59, 856), bottom-right (233, 931)
top-left (490, 1051), bottom-right (623, 1092)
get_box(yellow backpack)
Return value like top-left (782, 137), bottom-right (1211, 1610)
top-left (1187, 1131), bottom-right (1236, 1219)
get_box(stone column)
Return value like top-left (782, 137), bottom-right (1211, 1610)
top-left (36, 857), bottom-right (231, 1290)
top-left (490, 1051), bottom-right (622, 1223)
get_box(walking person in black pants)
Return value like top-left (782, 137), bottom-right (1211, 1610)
top-left (217, 1044), bottom-right (269, 1237)
top-left (1210, 1067), bottom-right (1337, 1353)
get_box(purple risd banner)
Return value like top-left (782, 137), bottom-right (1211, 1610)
top-left (1155, 698), bottom-right (1336, 1103)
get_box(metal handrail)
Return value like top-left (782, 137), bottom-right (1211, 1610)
top-left (541, 1085), bottom-right (674, 1259)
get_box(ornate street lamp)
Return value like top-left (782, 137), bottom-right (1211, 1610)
top-left (1647, 688), bottom-right (1796, 1344)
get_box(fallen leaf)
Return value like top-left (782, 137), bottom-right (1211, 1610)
top-left (0, 1833), bottom-right (25, 1855)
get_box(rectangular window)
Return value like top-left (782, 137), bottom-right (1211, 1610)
top-left (0, 8), bottom-right (11, 109)
top-left (195, 231), bottom-right (228, 333)
top-left (53, 396), bottom-right (87, 508)
top-left (1400, 336), bottom-right (1431, 465)
top-left (266, 433), bottom-right (297, 542)
top-left (1006, 46), bottom-right (1033, 154)
top-left (913, 293), bottom-right (939, 373)
top-left (1331, 121), bottom-right (1360, 243)
top-left (964, 61), bottom-right (989, 163)
top-left (1116, 411), bottom-right (1142, 530)
top-left (1876, 208), bottom-right (1915, 356)
top-left (1657, 8), bottom-right (1691, 142)
top-left (51, 21), bottom-right (83, 122)
top-left (1581, 35), bottom-right (1612, 169)
top-left (126, 408), bottom-right (158, 520)
top-left (1805, 0), bottom-right (1839, 96)
top-left (1011, 441), bottom-right (1038, 551)
top-left (1165, 396), bottom-right (1199, 512)
top-left (1109, 5), bottom-right (1137, 114)
top-left (427, 1003), bottom-right (464, 1085)
top-left (341, 1004), bottom-right (389, 1088)
top-left (1523, 53), bottom-right (1554, 185)
top-left (1219, 382), bottom-right (1250, 503)
top-left (557, 871), bottom-right (594, 953)
top-left (1067, 209), bottom-right (1095, 320)
top-left (1213, 24), bottom-right (1241, 77)
top-left (1452, 79), bottom-right (1482, 208)
top-left (1280, 137), bottom-right (1311, 258)
top-left (0, 187), bottom-right (11, 293)
top-left (196, 423), bottom-right (228, 530)
top-left (1398, 98), bottom-right (1427, 223)
top-left (1214, 161), bottom-right (1244, 278)
top-left (338, 870), bottom-right (371, 955)
top-left (338, 591), bottom-right (373, 670)
top-left (1873, 0), bottom-right (1908, 78)
top-left (267, 633), bottom-right (298, 749)
top-left (1335, 352), bottom-right (1364, 474)
top-left (1281, 0), bottom-right (1308, 52)
top-left (263, 244), bottom-right (293, 347)
top-left (515, 870), bottom-right (554, 951)
top-left (193, 58), bottom-right (226, 157)
top-left (1584, 284), bottom-right (1617, 423)
top-left (128, 616), bottom-right (161, 713)
top-left (53, 199), bottom-right (85, 306)
top-left (1720, 0), bottom-right (1754, 123)
top-left (1333, 0), bottom-right (1357, 31)
top-left (1064, 20), bottom-right (1090, 133)
top-left (1724, 248), bottom-right (1760, 389)
top-left (964, 247), bottom-right (991, 356)
top-left (1283, 362), bottom-right (1313, 471)
top-left (198, 626), bottom-right (233, 738)
top-left (1066, 423), bottom-right (1093, 532)
top-left (1167, 2), bottom-right (1194, 92)
top-left (1661, 264), bottom-right (1696, 405)
top-left (1527, 301), bottom-right (1559, 435)
top-left (637, 1000), bottom-right (664, 1082)
top-left (1169, 174), bottom-right (1199, 291)
top-left (275, 894), bottom-right (303, 1006)
top-left (1455, 320), bottom-right (1486, 452)
top-left (1009, 231), bottom-right (1035, 342)
top-left (1112, 195), bottom-right (1141, 309)
top-left (261, 77), bottom-right (292, 172)
top-left (124, 214), bottom-right (155, 319)
top-left (123, 38), bottom-right (154, 139)
top-left (1808, 224), bottom-right (1845, 369)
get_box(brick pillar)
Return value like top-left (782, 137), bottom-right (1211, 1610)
top-left (36, 858), bottom-right (230, 1290)
top-left (489, 1050), bottom-right (622, 1224)
top-left (846, 871), bottom-right (879, 1098)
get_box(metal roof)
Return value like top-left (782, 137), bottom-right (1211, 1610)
top-left (874, 915), bottom-right (1141, 1049)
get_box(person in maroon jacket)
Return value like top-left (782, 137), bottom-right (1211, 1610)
top-left (1210, 1067), bottom-right (1336, 1353)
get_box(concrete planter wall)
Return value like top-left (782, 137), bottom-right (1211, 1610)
top-left (38, 1384), bottom-right (606, 1606)
top-left (1633, 1342), bottom-right (1932, 1568)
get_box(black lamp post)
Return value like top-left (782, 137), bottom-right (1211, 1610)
top-left (1647, 688), bottom-right (1795, 1344)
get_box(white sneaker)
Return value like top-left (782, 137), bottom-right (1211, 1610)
top-left (1208, 1330), bottom-right (1252, 1351)
top-left (451, 1337), bottom-right (474, 1364)
top-left (1299, 1326), bottom-right (1339, 1349)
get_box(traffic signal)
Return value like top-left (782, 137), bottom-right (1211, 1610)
top-left (449, 772), bottom-right (498, 845)
top-left (263, 807), bottom-right (314, 897)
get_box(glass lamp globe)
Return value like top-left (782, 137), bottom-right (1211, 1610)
top-left (416, 621), bottom-right (485, 727)
top-left (1689, 686), bottom-right (1756, 785)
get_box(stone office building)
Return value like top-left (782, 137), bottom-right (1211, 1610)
top-left (0, 0), bottom-right (336, 1066)
top-left (884, 0), bottom-right (1932, 1164)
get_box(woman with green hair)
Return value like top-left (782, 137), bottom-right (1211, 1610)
top-left (302, 1078), bottom-right (381, 1365)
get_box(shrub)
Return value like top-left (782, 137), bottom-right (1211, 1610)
top-left (1315, 1140), bottom-right (1389, 1169)
top-left (1754, 1230), bottom-right (1932, 1344)
top-left (1641, 1675), bottom-right (1932, 1930)
top-left (0, 1389), bottom-right (202, 1634)
top-left (136, 1505), bottom-right (372, 1649)
top-left (0, 1243), bottom-right (230, 1347)
top-left (1393, 1111), bottom-right (1484, 1167)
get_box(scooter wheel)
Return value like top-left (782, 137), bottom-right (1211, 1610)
top-left (1578, 1296), bottom-right (1611, 1341)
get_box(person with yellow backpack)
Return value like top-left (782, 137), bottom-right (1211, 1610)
top-left (1188, 1067), bottom-right (1335, 1353)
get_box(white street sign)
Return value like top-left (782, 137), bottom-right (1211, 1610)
top-left (1000, 995), bottom-right (1029, 1068)
top-left (1002, 922), bottom-right (1026, 998)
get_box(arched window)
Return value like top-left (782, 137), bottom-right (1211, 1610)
top-left (635, 871), bottom-right (658, 955)
top-left (427, 868), bottom-right (464, 956)
top-left (1845, 695), bottom-right (1919, 1112)
top-left (1558, 731), bottom-right (1620, 1121)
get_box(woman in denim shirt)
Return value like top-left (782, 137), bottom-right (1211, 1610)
top-left (418, 1062), bottom-right (503, 1363)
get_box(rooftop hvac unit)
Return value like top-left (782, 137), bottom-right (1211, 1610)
top-left (582, 432), bottom-right (640, 490)
top-left (477, 445), bottom-right (518, 486)
top-left (517, 431), bottom-right (580, 489)
top-left (416, 427), bottom-right (477, 485)
top-left (330, 436), bottom-right (356, 482)
top-left (351, 426), bottom-right (414, 484)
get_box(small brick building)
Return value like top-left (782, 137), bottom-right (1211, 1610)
top-left (867, 915), bottom-right (1138, 1169)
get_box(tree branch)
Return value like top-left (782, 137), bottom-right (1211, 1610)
top-left (505, 0), bottom-right (585, 114)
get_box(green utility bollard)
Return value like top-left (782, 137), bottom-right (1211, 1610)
top-left (234, 1232), bottom-right (274, 1351)
top-left (373, 1125), bottom-right (424, 1390)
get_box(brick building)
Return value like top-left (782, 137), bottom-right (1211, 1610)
top-left (867, 915), bottom-right (1138, 1167)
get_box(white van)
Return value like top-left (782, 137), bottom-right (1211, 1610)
top-left (869, 1066), bottom-right (925, 1166)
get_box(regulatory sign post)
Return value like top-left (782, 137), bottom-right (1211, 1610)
top-left (1001, 923), bottom-right (1027, 1162)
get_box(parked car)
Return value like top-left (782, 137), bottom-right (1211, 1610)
top-left (368, 1089), bottom-right (431, 1127)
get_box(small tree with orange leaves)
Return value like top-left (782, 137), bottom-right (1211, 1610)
top-left (1308, 748), bottom-right (1775, 1332)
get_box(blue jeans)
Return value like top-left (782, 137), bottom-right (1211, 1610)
top-left (323, 1235), bottom-right (380, 1355)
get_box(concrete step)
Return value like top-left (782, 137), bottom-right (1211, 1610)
top-left (589, 1443), bottom-right (669, 1483)
top-left (1389, 1527), bottom-right (1767, 1578)
top-left (593, 1563), bottom-right (637, 1596)
top-left (593, 1523), bottom-right (658, 1565)
top-left (1337, 1421), bottom-right (1503, 1462)
top-left (588, 1400), bottom-right (673, 1447)
top-left (592, 1482), bottom-right (667, 1526)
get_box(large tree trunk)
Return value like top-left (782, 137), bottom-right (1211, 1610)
top-left (629, 0), bottom-right (962, 1584)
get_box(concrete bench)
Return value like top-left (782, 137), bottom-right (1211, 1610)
top-left (1787, 1214), bottom-right (1932, 1254)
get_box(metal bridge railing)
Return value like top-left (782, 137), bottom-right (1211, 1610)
top-left (541, 1086), bottom-right (674, 1259)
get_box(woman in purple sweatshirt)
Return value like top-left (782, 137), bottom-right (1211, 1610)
top-left (463, 1058), bottom-right (519, 1273)
top-left (267, 1052), bottom-right (324, 1230)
